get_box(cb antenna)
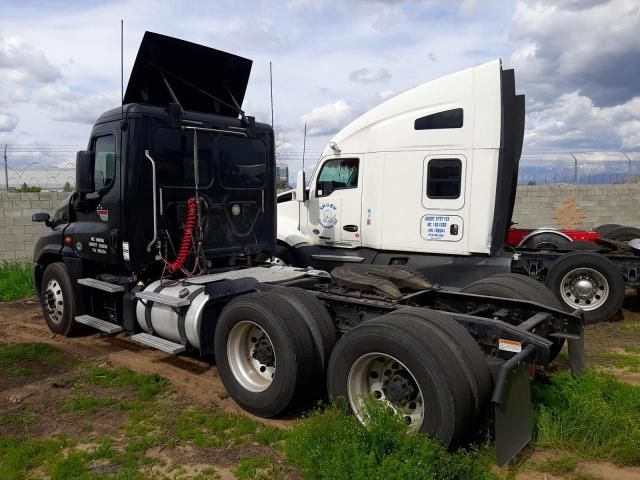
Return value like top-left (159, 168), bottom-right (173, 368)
top-left (269, 61), bottom-right (274, 128)
top-left (121, 19), bottom-right (124, 120)
top-left (302, 122), bottom-right (307, 172)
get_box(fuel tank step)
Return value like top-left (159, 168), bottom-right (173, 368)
top-left (75, 315), bottom-right (123, 334)
top-left (130, 333), bottom-right (186, 354)
top-left (78, 278), bottom-right (125, 293)
top-left (135, 291), bottom-right (191, 307)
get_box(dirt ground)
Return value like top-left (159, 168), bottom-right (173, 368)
top-left (2, 297), bottom-right (640, 479)
top-left (0, 298), bottom-right (290, 428)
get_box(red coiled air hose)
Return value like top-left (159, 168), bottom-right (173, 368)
top-left (167, 197), bottom-right (198, 273)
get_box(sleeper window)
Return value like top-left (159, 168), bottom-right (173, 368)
top-left (316, 158), bottom-right (359, 197)
top-left (427, 158), bottom-right (462, 199)
top-left (414, 108), bottom-right (463, 130)
top-left (93, 134), bottom-right (116, 191)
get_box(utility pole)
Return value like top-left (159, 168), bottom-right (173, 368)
top-left (3, 144), bottom-right (8, 191)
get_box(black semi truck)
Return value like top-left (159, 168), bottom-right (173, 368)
top-left (31, 32), bottom-right (585, 465)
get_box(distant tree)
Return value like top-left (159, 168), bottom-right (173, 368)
top-left (527, 180), bottom-right (536, 186)
top-left (63, 181), bottom-right (73, 192)
top-left (17, 182), bottom-right (41, 192)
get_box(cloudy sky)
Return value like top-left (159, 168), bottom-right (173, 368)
top-left (0, 0), bottom-right (639, 154)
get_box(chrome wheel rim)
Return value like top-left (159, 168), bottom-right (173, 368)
top-left (227, 321), bottom-right (276, 392)
top-left (44, 279), bottom-right (64, 324)
top-left (347, 352), bottom-right (424, 432)
top-left (560, 267), bottom-right (609, 311)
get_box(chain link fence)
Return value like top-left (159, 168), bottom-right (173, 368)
top-left (2, 144), bottom-right (639, 191)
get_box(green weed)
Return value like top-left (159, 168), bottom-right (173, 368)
top-left (537, 455), bottom-right (577, 474)
top-left (175, 406), bottom-right (257, 448)
top-left (598, 352), bottom-right (640, 371)
top-left (254, 425), bottom-right (288, 446)
top-left (61, 396), bottom-right (113, 412)
top-left (533, 370), bottom-right (640, 465)
top-left (85, 366), bottom-right (167, 400)
top-left (0, 436), bottom-right (71, 480)
top-left (0, 343), bottom-right (64, 376)
top-left (283, 400), bottom-right (495, 480)
top-left (234, 456), bottom-right (274, 480)
top-left (0, 261), bottom-right (33, 302)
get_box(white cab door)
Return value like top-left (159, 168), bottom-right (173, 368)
top-left (305, 155), bottom-right (362, 248)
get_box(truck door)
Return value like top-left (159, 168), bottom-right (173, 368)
top-left (306, 156), bottom-right (362, 248)
top-left (73, 128), bottom-right (122, 265)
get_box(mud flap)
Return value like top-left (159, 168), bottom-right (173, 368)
top-left (567, 329), bottom-right (587, 373)
top-left (494, 362), bottom-right (533, 466)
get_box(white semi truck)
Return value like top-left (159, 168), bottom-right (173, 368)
top-left (275, 60), bottom-right (639, 323)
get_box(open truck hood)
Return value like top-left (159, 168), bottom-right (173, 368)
top-left (124, 31), bottom-right (252, 117)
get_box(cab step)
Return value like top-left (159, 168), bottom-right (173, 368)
top-left (75, 315), bottom-right (123, 334)
top-left (78, 278), bottom-right (124, 293)
top-left (130, 333), bottom-right (186, 354)
top-left (135, 291), bottom-right (191, 307)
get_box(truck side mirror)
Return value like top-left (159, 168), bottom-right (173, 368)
top-left (76, 150), bottom-right (93, 194)
top-left (296, 170), bottom-right (306, 202)
top-left (32, 212), bottom-right (52, 227)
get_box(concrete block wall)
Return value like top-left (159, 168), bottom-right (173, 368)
top-left (512, 184), bottom-right (640, 229)
top-left (0, 192), bottom-right (71, 261)
top-left (1, 186), bottom-right (639, 260)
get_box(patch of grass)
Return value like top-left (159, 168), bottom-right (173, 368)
top-left (0, 343), bottom-right (64, 376)
top-left (254, 425), bottom-right (288, 446)
top-left (85, 366), bottom-right (168, 400)
top-left (0, 261), bottom-right (33, 302)
top-left (175, 406), bottom-right (258, 448)
top-left (284, 400), bottom-right (495, 480)
top-left (233, 456), bottom-right (274, 480)
top-left (537, 455), bottom-right (577, 474)
top-left (62, 396), bottom-right (113, 412)
top-left (599, 352), bottom-right (640, 371)
top-left (533, 370), bottom-right (640, 465)
top-left (0, 436), bottom-right (71, 480)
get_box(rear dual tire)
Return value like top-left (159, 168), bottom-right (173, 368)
top-left (214, 289), bottom-right (336, 417)
top-left (327, 311), bottom-right (490, 447)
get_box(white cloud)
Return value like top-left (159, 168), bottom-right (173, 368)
top-left (301, 100), bottom-right (354, 136)
top-left (525, 92), bottom-right (640, 151)
top-left (349, 67), bottom-right (392, 85)
top-left (0, 112), bottom-right (19, 132)
top-left (0, 36), bottom-right (61, 86)
top-left (510, 0), bottom-right (640, 107)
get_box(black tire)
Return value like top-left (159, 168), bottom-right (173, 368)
top-left (267, 287), bottom-right (337, 371)
top-left (462, 273), bottom-right (566, 360)
top-left (40, 262), bottom-right (78, 336)
top-left (214, 291), bottom-right (317, 417)
top-left (521, 232), bottom-right (570, 250)
top-left (256, 244), bottom-right (299, 267)
top-left (545, 251), bottom-right (625, 324)
top-left (327, 314), bottom-right (475, 447)
top-left (602, 226), bottom-right (640, 242)
top-left (398, 308), bottom-right (492, 420)
top-left (594, 224), bottom-right (622, 236)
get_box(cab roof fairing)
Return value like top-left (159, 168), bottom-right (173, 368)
top-left (320, 59), bottom-right (504, 158)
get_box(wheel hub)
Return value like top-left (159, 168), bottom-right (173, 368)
top-left (574, 278), bottom-right (595, 298)
top-left (43, 279), bottom-right (64, 324)
top-left (227, 321), bottom-right (276, 393)
top-left (384, 373), bottom-right (415, 404)
top-left (252, 336), bottom-right (275, 366)
top-left (347, 352), bottom-right (425, 432)
top-left (560, 267), bottom-right (609, 311)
